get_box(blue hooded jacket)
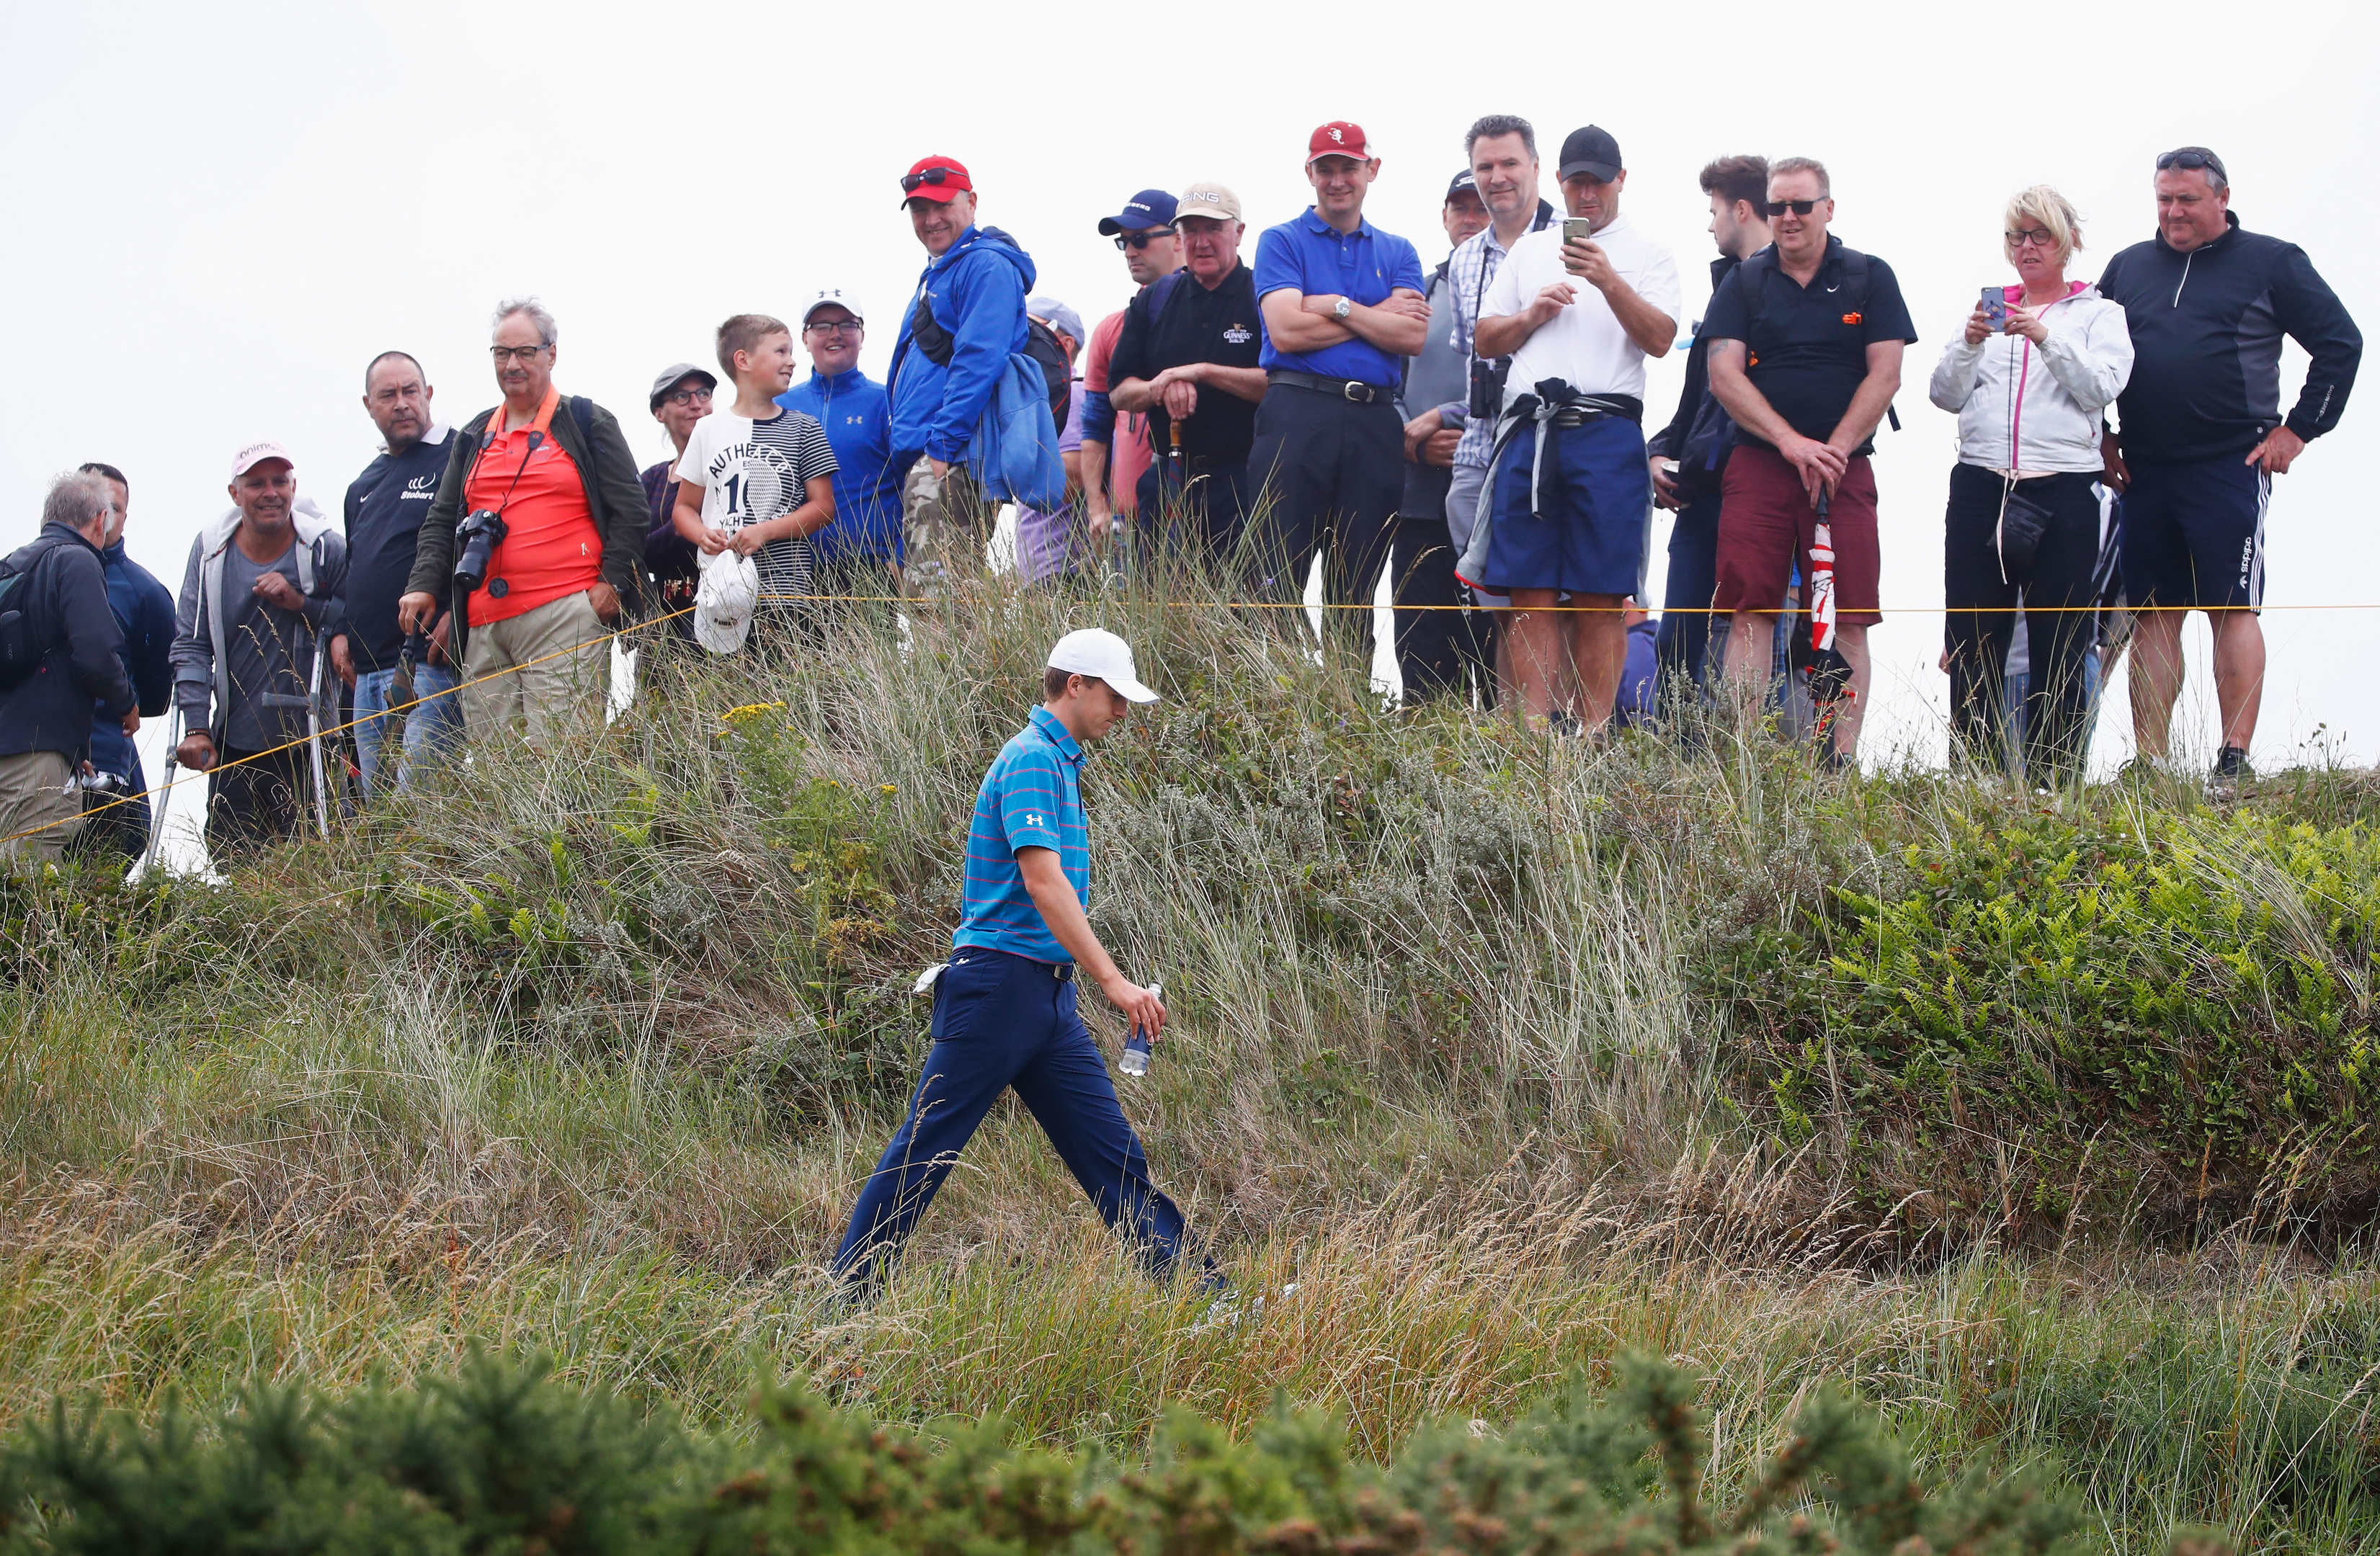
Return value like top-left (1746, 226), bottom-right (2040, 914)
top-left (888, 225), bottom-right (1035, 468)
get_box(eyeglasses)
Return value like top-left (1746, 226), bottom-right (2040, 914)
top-left (489, 344), bottom-right (551, 364)
top-left (1762, 198), bottom-right (1821, 218)
top-left (901, 166), bottom-right (961, 194)
top-left (661, 386), bottom-right (713, 406)
top-left (2156, 148), bottom-right (2227, 179)
top-left (1113, 228), bottom-right (1177, 251)
top-left (2006, 227), bottom-right (2058, 249)
top-left (804, 321), bottom-right (863, 336)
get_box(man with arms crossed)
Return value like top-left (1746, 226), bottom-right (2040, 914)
top-left (1083, 190), bottom-right (1179, 547)
top-left (1470, 125), bottom-right (1680, 731)
top-left (1703, 157), bottom-right (1917, 762)
top-left (832, 630), bottom-right (1218, 1298)
top-left (1248, 122), bottom-right (1427, 652)
top-left (2095, 146), bottom-right (2361, 783)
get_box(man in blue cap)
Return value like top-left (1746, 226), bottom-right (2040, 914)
top-left (1084, 189), bottom-right (1181, 545)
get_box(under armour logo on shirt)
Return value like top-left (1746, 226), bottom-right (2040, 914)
top-left (1026, 813), bottom-right (1045, 827)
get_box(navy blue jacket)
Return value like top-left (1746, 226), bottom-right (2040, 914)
top-left (2098, 211), bottom-right (2361, 463)
top-left (0, 524), bottom-right (135, 764)
top-left (342, 427), bottom-right (452, 674)
top-left (86, 540), bottom-right (174, 782)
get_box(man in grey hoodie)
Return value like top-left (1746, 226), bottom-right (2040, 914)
top-left (171, 442), bottom-right (347, 857)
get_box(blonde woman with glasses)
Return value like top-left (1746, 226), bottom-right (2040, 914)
top-left (1929, 186), bottom-right (2132, 785)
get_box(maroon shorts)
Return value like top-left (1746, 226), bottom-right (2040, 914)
top-left (1711, 443), bottom-right (1882, 625)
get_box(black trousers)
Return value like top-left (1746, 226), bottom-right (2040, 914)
top-left (208, 741), bottom-right (311, 857)
top-left (1144, 460), bottom-right (1253, 575)
top-left (1654, 491), bottom-right (1721, 701)
top-left (1248, 387), bottom-right (1402, 650)
top-left (1391, 512), bottom-right (1496, 704)
top-left (1943, 462), bottom-right (2101, 782)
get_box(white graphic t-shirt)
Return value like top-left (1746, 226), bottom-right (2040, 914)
top-left (675, 407), bottom-right (839, 600)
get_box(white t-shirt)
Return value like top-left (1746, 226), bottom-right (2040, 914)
top-left (675, 406), bottom-right (838, 598)
top-left (1481, 213), bottom-right (1682, 402)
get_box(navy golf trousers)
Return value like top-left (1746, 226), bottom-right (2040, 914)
top-left (831, 947), bottom-right (1213, 1287)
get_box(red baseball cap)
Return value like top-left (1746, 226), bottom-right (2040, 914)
top-left (1306, 122), bottom-right (1371, 162)
top-left (900, 155), bottom-right (973, 207)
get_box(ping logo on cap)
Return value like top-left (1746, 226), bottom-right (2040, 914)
top-left (1187, 190), bottom-right (1221, 203)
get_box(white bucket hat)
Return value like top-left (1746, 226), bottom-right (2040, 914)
top-left (693, 547), bottom-right (759, 653)
top-left (1047, 628), bottom-right (1159, 702)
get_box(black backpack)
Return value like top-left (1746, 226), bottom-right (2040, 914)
top-left (0, 540), bottom-right (64, 691)
top-left (1022, 316), bottom-right (1073, 430)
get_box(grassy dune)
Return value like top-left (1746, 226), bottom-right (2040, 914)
top-left (3, 573), bottom-right (2377, 1551)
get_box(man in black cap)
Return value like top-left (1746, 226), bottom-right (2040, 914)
top-left (1108, 181), bottom-right (1270, 571)
top-left (1393, 171), bottom-right (1494, 700)
top-left (641, 362), bottom-right (716, 639)
top-left (1083, 190), bottom-right (1181, 546)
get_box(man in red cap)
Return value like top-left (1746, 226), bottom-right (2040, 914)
top-left (887, 155), bottom-right (1039, 594)
top-left (1247, 122), bottom-right (1428, 658)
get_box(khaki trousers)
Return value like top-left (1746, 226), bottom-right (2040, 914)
top-left (460, 589), bottom-right (610, 746)
top-left (0, 751), bottom-right (79, 866)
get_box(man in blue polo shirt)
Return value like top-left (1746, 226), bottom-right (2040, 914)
top-left (1249, 121), bottom-right (1428, 655)
top-left (832, 628), bottom-right (1217, 1296)
top-left (780, 288), bottom-right (906, 607)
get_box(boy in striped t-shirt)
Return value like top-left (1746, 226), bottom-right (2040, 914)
top-left (832, 630), bottom-right (1222, 1300)
top-left (672, 313), bottom-right (838, 635)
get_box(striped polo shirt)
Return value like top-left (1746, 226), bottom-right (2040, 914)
top-left (952, 705), bottom-right (1089, 962)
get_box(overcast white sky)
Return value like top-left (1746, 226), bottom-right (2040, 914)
top-left (3, 0), bottom-right (2374, 849)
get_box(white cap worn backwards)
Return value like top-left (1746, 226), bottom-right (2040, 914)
top-left (1047, 628), bottom-right (1159, 703)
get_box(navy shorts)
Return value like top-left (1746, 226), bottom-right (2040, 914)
top-left (1481, 417), bottom-right (1651, 596)
top-left (2120, 457), bottom-right (2268, 612)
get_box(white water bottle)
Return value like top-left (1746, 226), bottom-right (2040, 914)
top-left (1118, 981), bottom-right (1161, 1077)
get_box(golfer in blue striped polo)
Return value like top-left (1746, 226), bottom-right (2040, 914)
top-left (832, 629), bottom-right (1219, 1294)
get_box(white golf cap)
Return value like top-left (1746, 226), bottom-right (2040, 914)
top-left (1047, 628), bottom-right (1159, 703)
top-left (801, 288), bottom-right (866, 326)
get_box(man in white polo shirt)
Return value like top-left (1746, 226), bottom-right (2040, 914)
top-left (1468, 125), bottom-right (1680, 732)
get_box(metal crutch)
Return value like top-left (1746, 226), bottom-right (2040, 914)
top-left (137, 707), bottom-right (182, 879)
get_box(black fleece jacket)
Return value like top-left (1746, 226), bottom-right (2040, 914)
top-left (0, 524), bottom-right (135, 763)
top-left (2097, 210), bottom-right (2361, 463)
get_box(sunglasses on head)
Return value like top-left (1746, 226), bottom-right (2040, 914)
top-left (901, 166), bottom-right (960, 194)
top-left (1763, 197), bottom-right (1821, 218)
top-left (2155, 149), bottom-right (2224, 174)
top-left (1113, 228), bottom-right (1177, 251)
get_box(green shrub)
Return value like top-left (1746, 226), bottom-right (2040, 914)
top-left (1708, 808), bottom-right (2380, 1239)
top-left (0, 1349), bottom-right (2113, 1556)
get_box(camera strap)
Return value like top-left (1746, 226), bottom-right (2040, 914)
top-left (469, 386), bottom-right (562, 517)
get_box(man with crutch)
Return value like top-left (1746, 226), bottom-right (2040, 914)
top-left (169, 442), bottom-right (349, 858)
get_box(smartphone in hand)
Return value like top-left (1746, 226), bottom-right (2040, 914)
top-left (1563, 218), bottom-right (1597, 243)
top-left (1980, 286), bottom-right (2009, 330)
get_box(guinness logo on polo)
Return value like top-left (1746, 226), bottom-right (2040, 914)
top-left (1224, 324), bottom-right (1252, 344)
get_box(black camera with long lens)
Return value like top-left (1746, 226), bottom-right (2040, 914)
top-left (1468, 354), bottom-right (1512, 420)
top-left (453, 509), bottom-right (509, 593)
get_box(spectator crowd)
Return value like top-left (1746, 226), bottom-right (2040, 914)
top-left (0, 121), bottom-right (2362, 866)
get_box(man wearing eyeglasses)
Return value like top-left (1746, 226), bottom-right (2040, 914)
top-left (639, 363), bottom-right (716, 641)
top-left (888, 155), bottom-right (1039, 594)
top-left (1109, 181), bottom-right (1269, 570)
top-left (399, 298), bottom-right (651, 746)
top-left (780, 291), bottom-right (906, 611)
top-left (1703, 156), bottom-right (1918, 763)
top-left (2094, 146), bottom-right (2363, 785)
top-left (1082, 190), bottom-right (1180, 550)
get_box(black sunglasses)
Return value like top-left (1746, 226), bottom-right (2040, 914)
top-left (1113, 228), bottom-right (1177, 251)
top-left (2156, 148), bottom-right (2227, 179)
top-left (901, 166), bottom-right (960, 194)
top-left (1762, 197), bottom-right (1821, 218)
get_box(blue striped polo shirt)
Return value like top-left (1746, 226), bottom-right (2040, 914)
top-left (953, 705), bottom-right (1088, 962)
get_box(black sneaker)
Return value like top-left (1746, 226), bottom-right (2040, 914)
top-left (2212, 745), bottom-right (2254, 787)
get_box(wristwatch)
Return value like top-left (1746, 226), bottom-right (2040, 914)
top-left (1332, 296), bottom-right (1352, 321)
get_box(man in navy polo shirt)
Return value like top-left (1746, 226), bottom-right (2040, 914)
top-left (1249, 121), bottom-right (1428, 655)
top-left (832, 629), bottom-right (1218, 1297)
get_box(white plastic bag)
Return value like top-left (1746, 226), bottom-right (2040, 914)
top-left (693, 547), bottom-right (759, 655)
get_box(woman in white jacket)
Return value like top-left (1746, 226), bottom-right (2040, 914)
top-left (1930, 185), bottom-right (2132, 784)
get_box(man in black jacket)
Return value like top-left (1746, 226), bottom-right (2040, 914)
top-left (1647, 155), bottom-right (1770, 701)
top-left (338, 351), bottom-right (461, 797)
top-left (0, 472), bottom-right (138, 866)
top-left (2098, 146), bottom-right (2362, 782)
